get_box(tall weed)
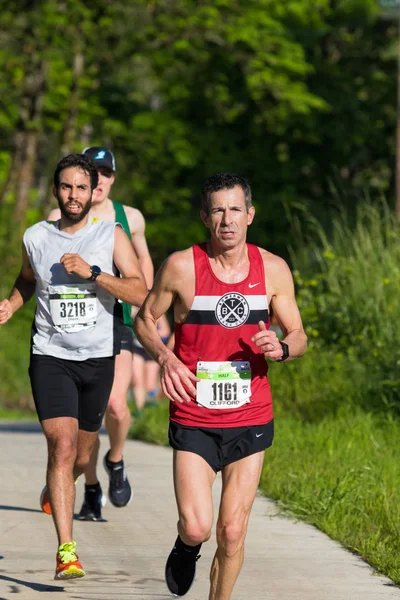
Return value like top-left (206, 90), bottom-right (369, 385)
top-left (291, 201), bottom-right (400, 414)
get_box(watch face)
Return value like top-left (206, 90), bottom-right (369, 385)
top-left (91, 265), bottom-right (101, 277)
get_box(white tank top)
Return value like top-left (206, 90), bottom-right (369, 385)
top-left (23, 216), bottom-right (123, 360)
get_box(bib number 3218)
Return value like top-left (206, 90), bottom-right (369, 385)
top-left (49, 283), bottom-right (97, 332)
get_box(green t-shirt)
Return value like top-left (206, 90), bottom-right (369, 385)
top-left (113, 200), bottom-right (133, 327)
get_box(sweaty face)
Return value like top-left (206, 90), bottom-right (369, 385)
top-left (201, 186), bottom-right (255, 249)
top-left (55, 167), bottom-right (93, 223)
top-left (91, 168), bottom-right (115, 204)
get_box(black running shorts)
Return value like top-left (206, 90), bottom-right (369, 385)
top-left (132, 344), bottom-right (153, 362)
top-left (120, 325), bottom-right (134, 353)
top-left (132, 335), bottom-right (168, 361)
top-left (29, 354), bottom-right (115, 432)
top-left (168, 419), bottom-right (274, 473)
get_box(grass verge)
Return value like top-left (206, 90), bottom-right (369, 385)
top-left (131, 400), bottom-right (169, 446)
top-left (261, 406), bottom-right (400, 584)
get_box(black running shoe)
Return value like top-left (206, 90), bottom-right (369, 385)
top-left (165, 537), bottom-right (201, 597)
top-left (103, 450), bottom-right (132, 507)
top-left (77, 484), bottom-right (106, 521)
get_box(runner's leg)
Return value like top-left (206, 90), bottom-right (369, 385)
top-left (41, 417), bottom-right (79, 545)
top-left (173, 450), bottom-right (216, 546)
top-left (74, 429), bottom-right (102, 480)
top-left (83, 435), bottom-right (100, 485)
top-left (165, 450), bottom-right (216, 596)
top-left (131, 352), bottom-right (146, 413)
top-left (144, 359), bottom-right (160, 402)
top-left (78, 356), bottom-right (115, 519)
top-left (209, 450), bottom-right (265, 600)
top-left (105, 349), bottom-right (132, 462)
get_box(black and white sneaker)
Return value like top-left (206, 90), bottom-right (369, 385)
top-left (103, 450), bottom-right (132, 507)
top-left (77, 483), bottom-right (106, 521)
top-left (165, 536), bottom-right (201, 597)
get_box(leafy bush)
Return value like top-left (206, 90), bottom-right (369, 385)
top-left (290, 201), bottom-right (400, 415)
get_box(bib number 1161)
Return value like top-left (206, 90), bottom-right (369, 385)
top-left (212, 382), bottom-right (238, 402)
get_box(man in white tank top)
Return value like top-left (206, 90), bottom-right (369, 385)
top-left (0, 154), bottom-right (147, 580)
top-left (48, 147), bottom-right (154, 521)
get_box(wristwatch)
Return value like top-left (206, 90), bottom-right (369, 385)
top-left (276, 341), bottom-right (289, 362)
top-left (88, 265), bottom-right (101, 281)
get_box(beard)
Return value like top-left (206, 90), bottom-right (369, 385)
top-left (57, 194), bottom-right (92, 223)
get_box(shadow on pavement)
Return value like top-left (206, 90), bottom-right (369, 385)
top-left (0, 574), bottom-right (63, 593)
top-left (0, 505), bottom-right (42, 514)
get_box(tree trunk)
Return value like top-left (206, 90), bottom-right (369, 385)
top-left (60, 51), bottom-right (85, 156)
top-left (13, 131), bottom-right (40, 221)
top-left (12, 60), bottom-right (47, 225)
top-left (40, 51), bottom-right (85, 219)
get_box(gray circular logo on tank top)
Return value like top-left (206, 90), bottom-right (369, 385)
top-left (215, 293), bottom-right (250, 328)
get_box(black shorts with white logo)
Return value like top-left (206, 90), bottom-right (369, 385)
top-left (29, 354), bottom-right (115, 432)
top-left (168, 419), bottom-right (274, 473)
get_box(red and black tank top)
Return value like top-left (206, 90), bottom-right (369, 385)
top-left (171, 242), bottom-right (273, 428)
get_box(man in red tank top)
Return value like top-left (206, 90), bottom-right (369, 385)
top-left (134, 173), bottom-right (307, 599)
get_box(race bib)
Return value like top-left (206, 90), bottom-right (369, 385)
top-left (49, 284), bottom-right (97, 332)
top-left (196, 361), bottom-right (251, 409)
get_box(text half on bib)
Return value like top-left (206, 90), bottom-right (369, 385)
top-left (172, 243), bottom-right (273, 428)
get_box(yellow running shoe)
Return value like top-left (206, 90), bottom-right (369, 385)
top-left (55, 541), bottom-right (85, 580)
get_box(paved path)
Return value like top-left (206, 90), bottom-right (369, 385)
top-left (0, 421), bottom-right (399, 600)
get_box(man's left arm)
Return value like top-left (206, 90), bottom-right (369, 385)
top-left (127, 207), bottom-right (154, 289)
top-left (251, 255), bottom-right (307, 362)
top-left (60, 226), bottom-right (148, 308)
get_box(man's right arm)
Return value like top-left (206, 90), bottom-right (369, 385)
top-left (134, 254), bottom-right (178, 366)
top-left (133, 252), bottom-right (199, 403)
top-left (0, 244), bottom-right (36, 325)
top-left (126, 207), bottom-right (154, 289)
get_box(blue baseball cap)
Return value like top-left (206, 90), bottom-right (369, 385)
top-left (82, 147), bottom-right (116, 171)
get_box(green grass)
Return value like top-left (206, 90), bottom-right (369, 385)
top-left (261, 406), bottom-right (400, 583)
top-left (131, 400), bottom-right (169, 446)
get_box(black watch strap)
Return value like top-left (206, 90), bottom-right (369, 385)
top-left (276, 341), bottom-right (289, 362)
top-left (88, 265), bottom-right (101, 281)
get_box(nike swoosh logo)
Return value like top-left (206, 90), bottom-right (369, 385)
top-left (256, 433), bottom-right (263, 438)
top-left (249, 282), bottom-right (260, 288)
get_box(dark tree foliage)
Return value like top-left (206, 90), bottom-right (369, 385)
top-left (0, 0), bottom-right (395, 274)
